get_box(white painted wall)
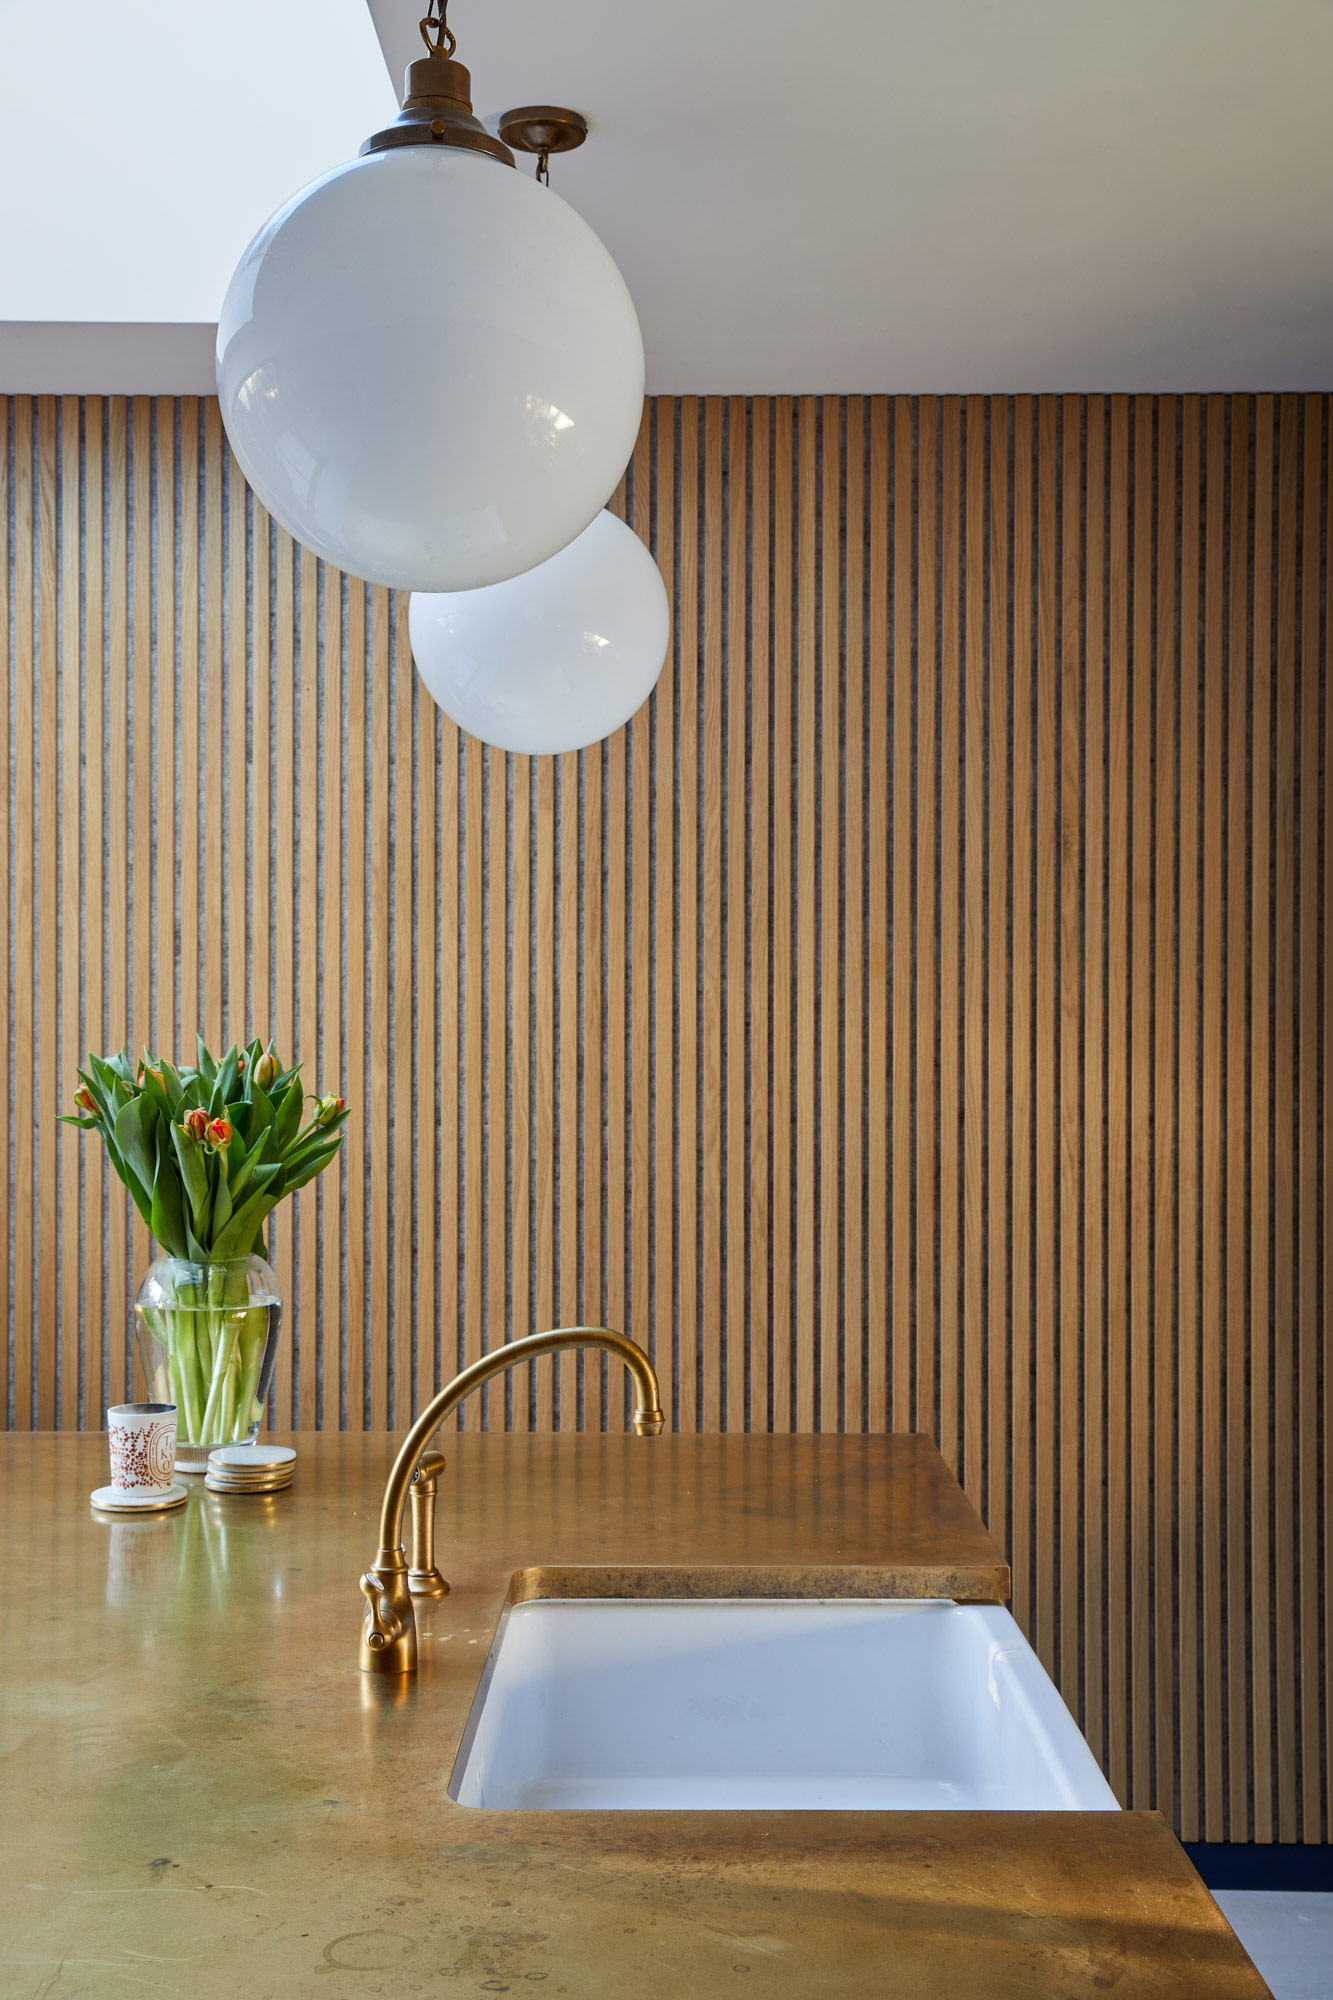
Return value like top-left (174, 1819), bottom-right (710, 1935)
top-left (0, 0), bottom-right (393, 359)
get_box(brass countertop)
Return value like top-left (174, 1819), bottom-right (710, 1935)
top-left (1, 1432), bottom-right (1266, 1997)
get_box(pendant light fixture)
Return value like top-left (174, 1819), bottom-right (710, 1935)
top-left (409, 510), bottom-right (669, 755)
top-left (216, 1), bottom-right (644, 593)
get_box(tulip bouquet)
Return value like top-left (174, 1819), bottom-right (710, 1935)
top-left (65, 1038), bottom-right (348, 1446)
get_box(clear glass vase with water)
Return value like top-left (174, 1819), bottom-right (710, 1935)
top-left (134, 1253), bottom-right (282, 1473)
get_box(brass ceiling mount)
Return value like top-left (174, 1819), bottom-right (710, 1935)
top-left (498, 106), bottom-right (589, 185)
top-left (361, 1), bottom-right (515, 164)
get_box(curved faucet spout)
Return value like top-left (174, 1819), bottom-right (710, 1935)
top-left (359, 1326), bottom-right (663, 1674)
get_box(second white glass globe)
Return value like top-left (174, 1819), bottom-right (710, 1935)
top-left (409, 510), bottom-right (670, 754)
top-left (217, 146), bottom-right (644, 592)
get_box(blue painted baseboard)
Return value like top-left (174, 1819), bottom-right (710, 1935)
top-left (1185, 1843), bottom-right (1333, 1891)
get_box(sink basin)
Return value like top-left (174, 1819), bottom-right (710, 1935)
top-left (449, 1597), bottom-right (1119, 1811)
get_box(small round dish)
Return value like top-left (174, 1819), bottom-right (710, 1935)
top-left (90, 1482), bottom-right (190, 1514)
top-left (209, 1445), bottom-right (296, 1469)
top-left (204, 1474), bottom-right (291, 1496)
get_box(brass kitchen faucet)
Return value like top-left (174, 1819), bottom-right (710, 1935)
top-left (359, 1327), bottom-right (664, 1674)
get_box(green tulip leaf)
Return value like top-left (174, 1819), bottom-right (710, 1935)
top-left (272, 1076), bottom-right (304, 1155)
top-left (150, 1131), bottom-right (188, 1258)
top-left (282, 1139), bottom-right (345, 1193)
top-left (227, 1151), bottom-right (278, 1206)
top-left (114, 1095), bottom-right (157, 1202)
top-left (211, 1046), bottom-right (240, 1113)
top-left (210, 1180), bottom-right (281, 1261)
top-left (247, 1079), bottom-right (276, 1133)
top-left (212, 1168), bottom-right (233, 1238)
top-left (170, 1120), bottom-right (211, 1228)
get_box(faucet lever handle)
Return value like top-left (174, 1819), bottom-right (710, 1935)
top-left (360, 1569), bottom-right (406, 1650)
top-left (408, 1452), bottom-right (451, 1599)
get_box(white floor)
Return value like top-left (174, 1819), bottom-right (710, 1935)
top-left (1215, 1892), bottom-right (1333, 1999)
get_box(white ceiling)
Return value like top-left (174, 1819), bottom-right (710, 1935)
top-left (2, 0), bottom-right (1331, 390)
top-left (0, 0), bottom-right (394, 386)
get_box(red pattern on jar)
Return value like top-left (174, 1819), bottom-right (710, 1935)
top-left (109, 1421), bottom-right (174, 1489)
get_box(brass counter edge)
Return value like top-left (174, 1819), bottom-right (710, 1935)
top-left (506, 1562), bottom-right (1012, 1604)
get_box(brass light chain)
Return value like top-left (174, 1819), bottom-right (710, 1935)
top-left (420, 0), bottom-right (456, 58)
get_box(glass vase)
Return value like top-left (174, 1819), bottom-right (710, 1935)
top-left (134, 1254), bottom-right (282, 1475)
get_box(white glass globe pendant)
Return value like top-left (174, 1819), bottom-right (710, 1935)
top-left (216, 2), bottom-right (644, 593)
top-left (409, 510), bottom-right (670, 755)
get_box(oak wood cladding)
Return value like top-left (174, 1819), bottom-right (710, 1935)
top-left (1, 392), bottom-right (1327, 1845)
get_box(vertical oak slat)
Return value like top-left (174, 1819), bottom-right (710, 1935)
top-left (322, 564), bottom-right (344, 1423)
top-left (819, 397), bottom-right (843, 1434)
top-left (557, 750), bottom-right (579, 1423)
top-left (104, 398), bottom-right (129, 1408)
top-left (299, 549), bottom-right (321, 1430)
top-left (1201, 397), bottom-right (1227, 1836)
top-left (629, 413), bottom-right (654, 1423)
top-left (487, 744), bottom-right (509, 1412)
top-left (749, 399), bottom-right (772, 1433)
top-left (677, 397), bottom-right (700, 1434)
top-left (1273, 397), bottom-right (1299, 1841)
top-left (915, 397), bottom-right (938, 1445)
top-left (844, 398), bottom-right (866, 1437)
top-left (508, 747), bottom-right (529, 1397)
top-left (1059, 396), bottom-right (1084, 1711)
top-left (128, 400), bottom-right (154, 1342)
top-left (727, 397), bottom-right (750, 1432)
top-left (226, 442), bottom-right (247, 1046)
top-left (986, 398), bottom-right (1011, 1538)
top-left (0, 400), bottom-right (10, 1429)
top-left (702, 398), bottom-right (724, 1432)
top-left (1131, 395), bottom-right (1155, 1804)
top-left (36, 400), bottom-right (58, 1427)
top-left (1177, 397), bottom-right (1204, 1838)
top-left (1249, 399), bottom-right (1275, 1843)
top-left (272, 528), bottom-right (296, 1427)
top-left (604, 721), bottom-right (627, 1422)
top-left (366, 585), bottom-right (390, 1428)
top-left (82, 403), bottom-right (105, 1425)
top-left (59, 399), bottom-right (82, 1428)
top-left (1297, 400), bottom-right (1323, 1841)
top-left (533, 754), bottom-right (555, 1429)
top-left (1153, 398), bottom-right (1179, 1813)
top-left (463, 731), bottom-right (485, 1430)
top-left (438, 716), bottom-right (462, 1408)
top-left (795, 396), bottom-right (818, 1434)
top-left (770, 398), bottom-right (793, 1434)
top-left (202, 404), bottom-right (225, 1056)
top-left (652, 403), bottom-right (676, 1434)
top-left (1009, 398), bottom-right (1033, 1638)
top-left (939, 397), bottom-right (962, 1477)
top-left (963, 398), bottom-right (985, 1500)
top-left (343, 578), bottom-right (366, 1424)
top-left (177, 405), bottom-right (200, 1084)
top-left (1106, 395), bottom-right (1131, 1800)
top-left (1083, 397), bottom-right (1107, 1767)
top-left (1034, 396), bottom-right (1058, 1673)
top-left (1225, 399), bottom-right (1252, 1835)
top-left (891, 399), bottom-right (914, 1437)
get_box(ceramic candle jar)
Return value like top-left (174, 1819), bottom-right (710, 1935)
top-left (106, 1402), bottom-right (178, 1497)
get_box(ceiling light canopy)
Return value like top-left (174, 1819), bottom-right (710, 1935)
top-left (216, 1), bottom-right (644, 592)
top-left (409, 510), bottom-right (669, 755)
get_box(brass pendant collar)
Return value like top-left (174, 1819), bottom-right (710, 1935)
top-left (361, 17), bottom-right (514, 165)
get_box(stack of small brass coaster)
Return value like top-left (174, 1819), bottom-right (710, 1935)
top-left (204, 1444), bottom-right (296, 1495)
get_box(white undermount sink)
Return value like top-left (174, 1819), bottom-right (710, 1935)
top-left (449, 1597), bottom-right (1119, 1811)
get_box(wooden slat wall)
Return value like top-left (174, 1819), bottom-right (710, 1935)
top-left (1, 392), bottom-right (1328, 1843)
